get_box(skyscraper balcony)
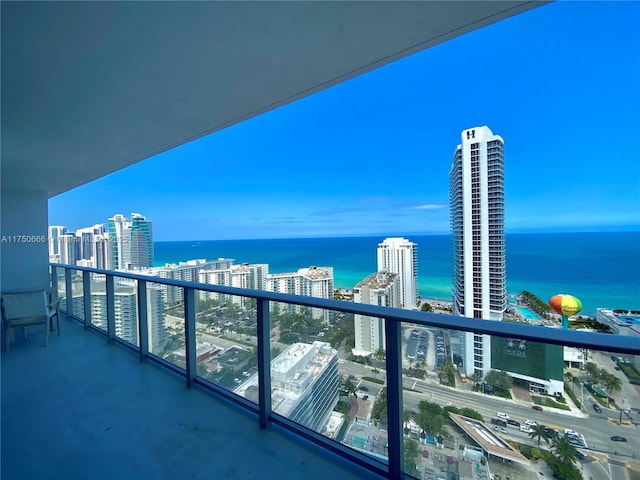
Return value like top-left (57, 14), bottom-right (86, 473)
top-left (4, 264), bottom-right (637, 480)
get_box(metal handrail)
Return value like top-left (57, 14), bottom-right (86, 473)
top-left (50, 263), bottom-right (640, 480)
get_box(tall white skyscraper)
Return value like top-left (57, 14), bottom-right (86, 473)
top-left (353, 271), bottom-right (399, 356)
top-left (450, 126), bottom-right (506, 376)
top-left (376, 237), bottom-right (417, 309)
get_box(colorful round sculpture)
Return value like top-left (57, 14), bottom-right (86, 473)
top-left (549, 294), bottom-right (582, 329)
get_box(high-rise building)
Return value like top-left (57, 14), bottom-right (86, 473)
top-left (48, 226), bottom-right (67, 260)
top-left (376, 237), bottom-right (417, 309)
top-left (89, 280), bottom-right (167, 351)
top-left (107, 213), bottom-right (153, 270)
top-left (238, 342), bottom-right (339, 432)
top-left (129, 213), bottom-right (153, 269)
top-left (108, 214), bottom-right (131, 270)
top-left (266, 266), bottom-right (334, 320)
top-left (353, 271), bottom-right (399, 356)
top-left (450, 126), bottom-right (506, 376)
top-left (155, 258), bottom-right (235, 304)
top-left (198, 261), bottom-right (267, 307)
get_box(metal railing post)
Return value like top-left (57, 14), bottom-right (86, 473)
top-left (106, 274), bottom-right (116, 342)
top-left (50, 265), bottom-right (58, 296)
top-left (65, 267), bottom-right (73, 317)
top-left (82, 271), bottom-right (91, 329)
top-left (385, 317), bottom-right (404, 480)
top-left (137, 280), bottom-right (149, 362)
top-left (257, 298), bottom-right (272, 428)
top-left (184, 287), bottom-right (196, 387)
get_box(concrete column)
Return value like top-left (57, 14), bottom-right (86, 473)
top-left (1, 188), bottom-right (50, 291)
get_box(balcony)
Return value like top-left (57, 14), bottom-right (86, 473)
top-left (4, 264), bottom-right (639, 480)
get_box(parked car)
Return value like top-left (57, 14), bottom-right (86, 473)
top-left (611, 436), bottom-right (627, 442)
top-left (593, 403), bottom-right (602, 413)
top-left (575, 451), bottom-right (586, 460)
top-left (358, 385), bottom-right (369, 391)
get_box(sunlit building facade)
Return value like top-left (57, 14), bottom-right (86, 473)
top-left (450, 126), bottom-right (506, 376)
top-left (353, 271), bottom-right (399, 356)
top-left (376, 237), bottom-right (417, 309)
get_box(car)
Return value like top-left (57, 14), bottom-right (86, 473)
top-left (520, 425), bottom-right (533, 433)
top-left (496, 412), bottom-right (509, 420)
top-left (593, 403), bottom-right (602, 413)
top-left (493, 426), bottom-right (508, 434)
top-left (524, 419), bottom-right (537, 427)
top-left (358, 385), bottom-right (369, 391)
top-left (575, 451), bottom-right (586, 460)
top-left (611, 436), bottom-right (627, 442)
top-left (531, 405), bottom-right (543, 411)
top-left (507, 419), bottom-right (520, 427)
top-left (491, 418), bottom-right (507, 427)
top-left (544, 428), bottom-right (558, 438)
top-left (363, 395), bottom-right (369, 401)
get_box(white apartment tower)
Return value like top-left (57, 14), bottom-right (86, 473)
top-left (376, 237), bottom-right (417, 309)
top-left (450, 126), bottom-right (506, 376)
top-left (266, 266), bottom-right (334, 321)
top-left (353, 271), bottom-right (399, 356)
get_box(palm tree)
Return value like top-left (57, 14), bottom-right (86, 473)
top-left (601, 372), bottom-right (623, 398)
top-left (584, 362), bottom-right (600, 384)
top-left (529, 424), bottom-right (550, 447)
top-left (552, 435), bottom-right (577, 465)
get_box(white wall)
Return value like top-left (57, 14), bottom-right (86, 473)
top-left (1, 189), bottom-right (50, 291)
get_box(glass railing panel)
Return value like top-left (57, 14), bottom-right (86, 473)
top-left (110, 275), bottom-right (139, 347)
top-left (399, 321), bottom-right (639, 480)
top-left (57, 267), bottom-right (67, 313)
top-left (88, 273), bottom-right (106, 331)
top-left (154, 284), bottom-right (185, 370)
top-left (268, 302), bottom-right (388, 464)
top-left (195, 292), bottom-right (258, 393)
top-left (70, 269), bottom-right (85, 320)
top-left (145, 281), bottom-right (170, 358)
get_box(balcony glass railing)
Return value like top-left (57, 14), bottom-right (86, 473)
top-left (50, 263), bottom-right (640, 480)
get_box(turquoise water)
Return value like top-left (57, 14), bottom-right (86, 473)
top-left (154, 232), bottom-right (640, 315)
top-left (516, 306), bottom-right (542, 321)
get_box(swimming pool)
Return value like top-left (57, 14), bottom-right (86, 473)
top-left (516, 306), bottom-right (541, 321)
top-left (620, 314), bottom-right (640, 325)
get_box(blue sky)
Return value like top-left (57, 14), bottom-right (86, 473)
top-left (49, 1), bottom-right (640, 241)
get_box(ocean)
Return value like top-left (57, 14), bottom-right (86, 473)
top-left (154, 232), bottom-right (640, 316)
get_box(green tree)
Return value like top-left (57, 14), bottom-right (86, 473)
top-left (601, 372), bottom-right (622, 397)
top-left (420, 302), bottom-right (433, 312)
top-left (403, 438), bottom-right (420, 474)
top-left (584, 362), bottom-right (600, 383)
top-left (552, 436), bottom-right (577, 465)
top-left (529, 424), bottom-right (551, 447)
top-left (374, 348), bottom-right (386, 362)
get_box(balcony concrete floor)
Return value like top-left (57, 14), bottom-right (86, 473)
top-left (1, 317), bottom-right (379, 480)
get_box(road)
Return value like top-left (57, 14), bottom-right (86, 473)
top-left (344, 359), bottom-right (639, 461)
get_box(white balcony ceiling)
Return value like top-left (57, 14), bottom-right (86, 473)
top-left (1, 1), bottom-right (542, 197)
